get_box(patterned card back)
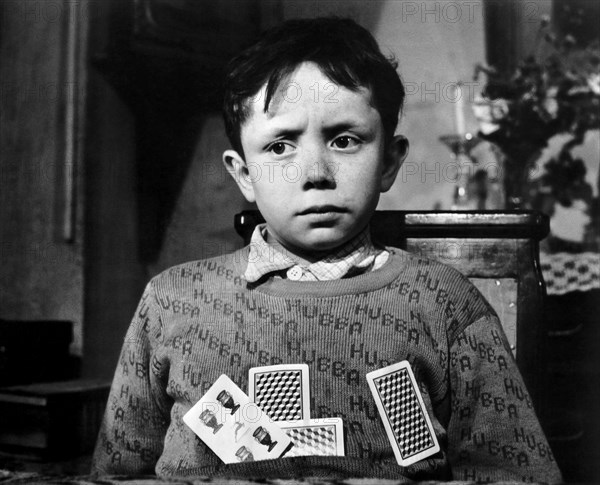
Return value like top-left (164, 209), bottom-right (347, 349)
top-left (254, 370), bottom-right (303, 421)
top-left (280, 418), bottom-right (344, 457)
top-left (374, 368), bottom-right (435, 458)
top-left (367, 361), bottom-right (440, 466)
top-left (283, 423), bottom-right (336, 457)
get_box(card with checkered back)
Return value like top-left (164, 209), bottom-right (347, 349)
top-left (366, 361), bottom-right (440, 466)
top-left (248, 364), bottom-right (310, 421)
top-left (279, 418), bottom-right (344, 457)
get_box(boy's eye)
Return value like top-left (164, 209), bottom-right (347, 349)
top-left (332, 136), bottom-right (360, 150)
top-left (268, 142), bottom-right (293, 156)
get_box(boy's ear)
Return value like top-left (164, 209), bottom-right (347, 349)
top-left (380, 135), bottom-right (409, 193)
top-left (222, 149), bottom-right (256, 203)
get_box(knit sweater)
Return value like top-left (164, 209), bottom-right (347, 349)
top-left (92, 247), bottom-right (562, 483)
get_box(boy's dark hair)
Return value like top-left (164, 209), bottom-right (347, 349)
top-left (223, 17), bottom-right (405, 156)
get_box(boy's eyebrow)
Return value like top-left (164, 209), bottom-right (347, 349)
top-left (322, 120), bottom-right (369, 135)
top-left (261, 122), bottom-right (370, 143)
top-left (262, 127), bottom-right (305, 140)
top-left (257, 114), bottom-right (373, 142)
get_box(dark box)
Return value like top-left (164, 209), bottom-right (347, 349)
top-left (0, 379), bottom-right (110, 458)
top-left (0, 320), bottom-right (74, 386)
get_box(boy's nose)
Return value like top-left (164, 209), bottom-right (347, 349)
top-left (301, 149), bottom-right (337, 190)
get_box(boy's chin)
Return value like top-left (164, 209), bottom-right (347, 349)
top-left (292, 231), bottom-right (356, 254)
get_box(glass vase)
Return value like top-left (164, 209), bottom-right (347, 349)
top-left (503, 161), bottom-right (531, 210)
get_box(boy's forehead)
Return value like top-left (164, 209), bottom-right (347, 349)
top-left (245, 62), bottom-right (376, 123)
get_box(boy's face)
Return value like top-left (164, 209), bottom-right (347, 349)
top-left (224, 62), bottom-right (407, 260)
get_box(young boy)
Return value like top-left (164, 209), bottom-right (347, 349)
top-left (92, 18), bottom-right (561, 483)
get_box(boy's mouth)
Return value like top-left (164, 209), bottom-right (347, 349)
top-left (298, 205), bottom-right (347, 215)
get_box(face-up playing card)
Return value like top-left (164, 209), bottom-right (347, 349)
top-left (279, 418), bottom-right (344, 457)
top-left (183, 374), bottom-right (293, 463)
top-left (248, 364), bottom-right (310, 421)
top-left (366, 361), bottom-right (440, 467)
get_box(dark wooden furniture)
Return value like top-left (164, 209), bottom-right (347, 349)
top-left (544, 288), bottom-right (600, 482)
top-left (235, 210), bottom-right (550, 414)
top-left (0, 380), bottom-right (110, 459)
top-left (0, 320), bottom-right (75, 386)
top-left (0, 320), bottom-right (109, 460)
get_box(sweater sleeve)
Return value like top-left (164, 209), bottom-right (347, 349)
top-left (91, 280), bottom-right (171, 475)
top-left (446, 314), bottom-right (562, 483)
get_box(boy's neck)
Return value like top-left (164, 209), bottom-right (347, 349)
top-left (264, 225), bottom-right (369, 266)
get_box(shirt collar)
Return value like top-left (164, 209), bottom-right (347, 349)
top-left (243, 223), bottom-right (381, 283)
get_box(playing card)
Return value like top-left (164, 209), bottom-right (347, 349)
top-left (248, 364), bottom-right (310, 421)
top-left (279, 418), bottom-right (344, 457)
top-left (183, 374), bottom-right (293, 463)
top-left (366, 361), bottom-right (440, 467)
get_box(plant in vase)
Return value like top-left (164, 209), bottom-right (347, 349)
top-left (530, 140), bottom-right (598, 252)
top-left (472, 11), bottom-right (600, 213)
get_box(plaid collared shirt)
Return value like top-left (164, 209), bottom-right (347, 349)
top-left (243, 223), bottom-right (389, 283)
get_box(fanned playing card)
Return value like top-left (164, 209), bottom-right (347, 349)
top-left (366, 361), bottom-right (440, 466)
top-left (279, 418), bottom-right (344, 457)
top-left (183, 374), bottom-right (292, 463)
top-left (248, 364), bottom-right (310, 421)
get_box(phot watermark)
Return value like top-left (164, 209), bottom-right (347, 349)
top-left (399, 159), bottom-right (541, 185)
top-left (1, 1), bottom-right (105, 24)
top-left (1, 240), bottom-right (82, 266)
top-left (235, 160), bottom-right (341, 185)
top-left (409, 239), bottom-right (504, 263)
top-left (400, 1), bottom-right (483, 24)
top-left (399, 159), bottom-right (504, 184)
top-left (1, 82), bottom-right (85, 105)
top-left (404, 81), bottom-right (482, 104)
top-left (399, 1), bottom-right (541, 24)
